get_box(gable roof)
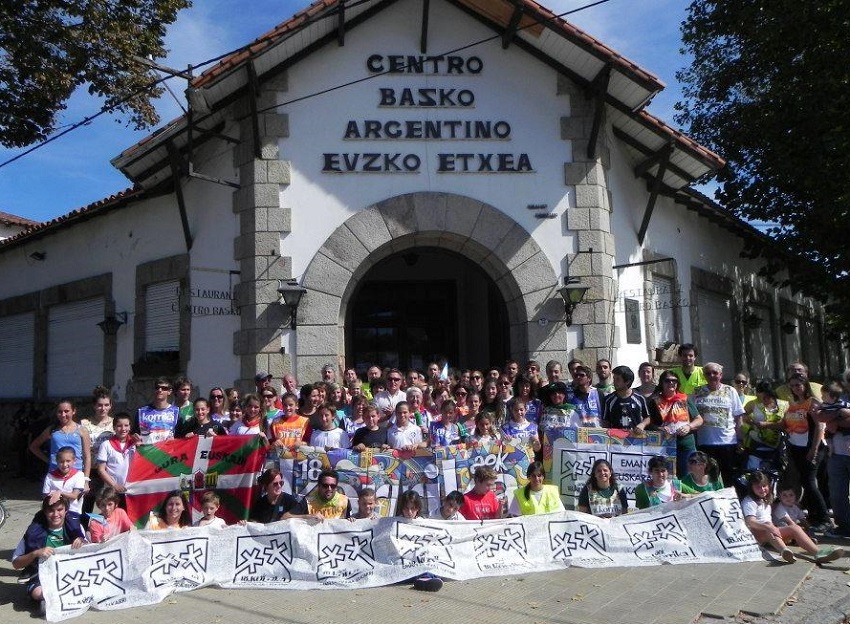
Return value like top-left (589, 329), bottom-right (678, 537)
top-left (112, 0), bottom-right (724, 190)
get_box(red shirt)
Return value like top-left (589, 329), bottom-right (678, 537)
top-left (460, 490), bottom-right (500, 520)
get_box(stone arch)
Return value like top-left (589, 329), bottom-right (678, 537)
top-left (296, 192), bottom-right (564, 379)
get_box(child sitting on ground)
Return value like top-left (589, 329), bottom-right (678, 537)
top-left (741, 471), bottom-right (841, 564)
top-left (88, 486), bottom-right (133, 543)
top-left (772, 484), bottom-right (813, 539)
top-left (354, 488), bottom-right (380, 519)
top-left (429, 490), bottom-right (464, 520)
top-left (396, 490), bottom-right (443, 592)
top-left (195, 491), bottom-right (227, 528)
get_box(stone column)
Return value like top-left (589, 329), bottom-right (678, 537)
top-left (558, 74), bottom-right (618, 365)
top-left (232, 74), bottom-right (293, 392)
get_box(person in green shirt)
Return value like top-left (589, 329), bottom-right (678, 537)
top-left (635, 455), bottom-right (697, 508)
top-left (669, 343), bottom-right (707, 395)
top-left (680, 450), bottom-right (724, 493)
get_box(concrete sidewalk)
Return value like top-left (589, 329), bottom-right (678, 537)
top-left (0, 474), bottom-right (844, 624)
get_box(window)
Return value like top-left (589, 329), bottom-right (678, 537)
top-left (0, 312), bottom-right (35, 398)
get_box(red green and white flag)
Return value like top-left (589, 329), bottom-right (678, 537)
top-left (125, 435), bottom-right (266, 527)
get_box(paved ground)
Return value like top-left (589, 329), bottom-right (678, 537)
top-left (1, 473), bottom-right (848, 624)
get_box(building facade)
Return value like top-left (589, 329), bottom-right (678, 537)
top-left (0, 0), bottom-right (844, 413)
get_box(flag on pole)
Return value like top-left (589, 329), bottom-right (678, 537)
top-left (439, 362), bottom-right (449, 380)
top-left (125, 435), bottom-right (266, 527)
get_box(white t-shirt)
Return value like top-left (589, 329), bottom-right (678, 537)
top-left (96, 438), bottom-right (136, 487)
top-left (741, 496), bottom-right (772, 523)
top-left (43, 470), bottom-right (87, 514)
top-left (772, 502), bottom-right (805, 526)
top-left (693, 384), bottom-right (745, 445)
top-left (373, 389), bottom-right (407, 420)
top-left (309, 427), bottom-right (351, 450)
top-left (388, 423), bottom-right (423, 449)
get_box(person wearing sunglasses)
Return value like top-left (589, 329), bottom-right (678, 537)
top-left (731, 372), bottom-right (756, 409)
top-left (208, 387), bottom-right (230, 427)
top-left (652, 371), bottom-right (702, 477)
top-left (249, 468), bottom-right (299, 524)
top-left (373, 368), bottom-right (407, 425)
top-left (290, 469), bottom-right (352, 521)
top-left (134, 377), bottom-right (180, 444)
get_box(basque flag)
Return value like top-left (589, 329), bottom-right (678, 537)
top-left (125, 435), bottom-right (266, 527)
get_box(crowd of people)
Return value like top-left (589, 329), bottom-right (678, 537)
top-left (13, 346), bottom-right (850, 609)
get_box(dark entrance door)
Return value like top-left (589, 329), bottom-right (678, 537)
top-left (347, 248), bottom-right (508, 373)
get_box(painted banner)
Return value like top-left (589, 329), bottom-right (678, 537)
top-left (543, 427), bottom-right (678, 508)
top-left (271, 442), bottom-right (534, 517)
top-left (40, 490), bottom-right (762, 621)
top-left (125, 435), bottom-right (266, 526)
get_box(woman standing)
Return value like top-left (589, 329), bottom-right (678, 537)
top-left (512, 376), bottom-right (541, 424)
top-left (29, 400), bottom-right (92, 484)
top-left (81, 387), bottom-right (114, 520)
top-left (742, 381), bottom-right (788, 471)
top-left (782, 374), bottom-right (830, 531)
top-left (208, 387), bottom-right (230, 426)
top-left (652, 371), bottom-right (702, 478)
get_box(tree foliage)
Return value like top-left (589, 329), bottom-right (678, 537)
top-left (0, 0), bottom-right (191, 148)
top-left (676, 1), bottom-right (850, 331)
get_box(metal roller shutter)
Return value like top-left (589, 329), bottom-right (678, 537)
top-left (0, 312), bottom-right (35, 398)
top-left (696, 290), bottom-right (735, 372)
top-left (145, 280), bottom-right (180, 353)
top-left (47, 298), bottom-right (105, 396)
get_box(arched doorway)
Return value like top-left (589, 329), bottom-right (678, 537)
top-left (295, 191), bottom-right (565, 381)
top-left (347, 247), bottom-right (509, 372)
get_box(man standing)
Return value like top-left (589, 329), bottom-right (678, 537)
top-left (567, 365), bottom-right (602, 428)
top-left (670, 344), bottom-right (707, 395)
top-left (282, 373), bottom-right (299, 396)
top-left (134, 377), bottom-right (180, 444)
top-left (363, 365), bottom-right (383, 400)
top-left (255, 371), bottom-right (282, 409)
top-left (775, 362), bottom-right (823, 401)
top-left (693, 362), bottom-right (745, 486)
top-left (545, 360), bottom-right (563, 385)
top-left (601, 366), bottom-right (652, 432)
top-left (504, 360), bottom-right (520, 385)
top-left (594, 359), bottom-right (615, 397)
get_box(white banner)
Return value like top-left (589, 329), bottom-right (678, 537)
top-left (39, 490), bottom-right (760, 621)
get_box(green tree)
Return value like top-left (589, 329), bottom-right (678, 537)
top-left (0, 0), bottom-right (190, 148)
top-left (676, 1), bottom-right (850, 331)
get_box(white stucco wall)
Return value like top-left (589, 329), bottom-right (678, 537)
top-left (279, 0), bottom-right (573, 283)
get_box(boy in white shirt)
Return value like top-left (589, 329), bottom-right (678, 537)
top-left (309, 404), bottom-right (351, 450)
top-left (388, 402), bottom-right (426, 451)
top-left (42, 446), bottom-right (86, 530)
top-left (96, 413), bottom-right (135, 495)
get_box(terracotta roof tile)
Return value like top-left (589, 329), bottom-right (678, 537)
top-left (0, 211), bottom-right (41, 228)
top-left (0, 187), bottom-right (143, 251)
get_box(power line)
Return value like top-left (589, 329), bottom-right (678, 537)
top-left (0, 0), bottom-right (613, 171)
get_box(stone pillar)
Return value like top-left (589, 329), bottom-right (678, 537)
top-left (232, 73), bottom-right (293, 392)
top-left (558, 74), bottom-right (618, 365)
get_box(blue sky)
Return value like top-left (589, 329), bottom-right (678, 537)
top-left (0, 0), bottom-right (693, 223)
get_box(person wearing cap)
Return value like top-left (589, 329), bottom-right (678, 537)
top-left (539, 381), bottom-right (576, 430)
top-left (255, 372), bottom-right (282, 410)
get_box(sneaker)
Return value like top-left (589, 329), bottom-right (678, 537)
top-left (815, 547), bottom-right (845, 563)
top-left (413, 575), bottom-right (443, 592)
top-left (781, 548), bottom-right (797, 563)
